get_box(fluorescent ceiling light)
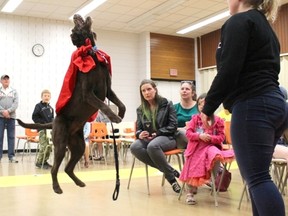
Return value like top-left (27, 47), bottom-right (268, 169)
top-left (177, 11), bottom-right (230, 34)
top-left (1, 0), bottom-right (23, 13)
top-left (69, 0), bottom-right (107, 19)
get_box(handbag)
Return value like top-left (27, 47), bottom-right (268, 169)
top-left (215, 169), bottom-right (232, 192)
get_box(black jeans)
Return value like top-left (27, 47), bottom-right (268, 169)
top-left (231, 91), bottom-right (288, 216)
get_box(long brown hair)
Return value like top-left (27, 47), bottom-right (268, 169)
top-left (139, 79), bottom-right (162, 130)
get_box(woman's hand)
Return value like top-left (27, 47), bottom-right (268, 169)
top-left (139, 131), bottom-right (156, 140)
top-left (147, 132), bottom-right (156, 140)
top-left (199, 133), bottom-right (211, 142)
top-left (139, 131), bottom-right (150, 139)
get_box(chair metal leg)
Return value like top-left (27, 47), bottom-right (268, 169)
top-left (102, 143), bottom-right (108, 165)
top-left (210, 169), bottom-right (218, 207)
top-left (21, 141), bottom-right (29, 161)
top-left (281, 166), bottom-right (288, 195)
top-left (178, 183), bottom-right (186, 200)
top-left (145, 164), bottom-right (150, 195)
top-left (276, 164), bottom-right (286, 193)
top-left (271, 160), bottom-right (288, 195)
top-left (15, 138), bottom-right (21, 154)
top-left (216, 162), bottom-right (228, 194)
top-left (238, 181), bottom-right (250, 210)
top-left (127, 156), bottom-right (136, 190)
top-left (127, 156), bottom-right (150, 195)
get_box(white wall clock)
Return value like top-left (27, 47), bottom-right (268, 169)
top-left (32, 44), bottom-right (45, 57)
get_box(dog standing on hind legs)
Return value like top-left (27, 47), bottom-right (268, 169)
top-left (17, 14), bottom-right (126, 194)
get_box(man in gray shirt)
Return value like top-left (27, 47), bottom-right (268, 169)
top-left (0, 74), bottom-right (18, 163)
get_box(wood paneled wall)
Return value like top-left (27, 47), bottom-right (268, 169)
top-left (197, 30), bottom-right (220, 68)
top-left (198, 3), bottom-right (288, 68)
top-left (272, 3), bottom-right (288, 53)
top-left (150, 33), bottom-right (195, 81)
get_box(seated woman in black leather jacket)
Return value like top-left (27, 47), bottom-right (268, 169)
top-left (130, 79), bottom-right (181, 193)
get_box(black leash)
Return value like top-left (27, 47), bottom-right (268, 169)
top-left (109, 122), bottom-right (120, 200)
top-left (103, 62), bottom-right (120, 200)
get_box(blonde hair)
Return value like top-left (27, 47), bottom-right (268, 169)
top-left (41, 89), bottom-right (51, 97)
top-left (246, 0), bottom-right (280, 22)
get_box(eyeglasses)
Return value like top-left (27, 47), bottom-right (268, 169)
top-left (181, 80), bottom-right (195, 86)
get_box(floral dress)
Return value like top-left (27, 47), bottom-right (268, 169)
top-left (179, 114), bottom-right (234, 186)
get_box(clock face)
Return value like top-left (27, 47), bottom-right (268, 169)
top-left (32, 44), bottom-right (44, 57)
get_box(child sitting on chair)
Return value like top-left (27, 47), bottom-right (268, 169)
top-left (179, 93), bottom-right (234, 205)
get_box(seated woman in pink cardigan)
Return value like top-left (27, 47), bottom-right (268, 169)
top-left (179, 93), bottom-right (234, 205)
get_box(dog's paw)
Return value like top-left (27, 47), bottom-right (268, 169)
top-left (53, 186), bottom-right (63, 194)
top-left (76, 181), bottom-right (86, 187)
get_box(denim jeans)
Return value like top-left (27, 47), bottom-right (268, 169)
top-left (0, 117), bottom-right (16, 159)
top-left (231, 91), bottom-right (288, 216)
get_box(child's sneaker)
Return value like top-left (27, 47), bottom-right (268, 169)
top-left (186, 193), bottom-right (196, 205)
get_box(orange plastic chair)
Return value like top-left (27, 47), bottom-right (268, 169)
top-left (89, 122), bottom-right (121, 164)
top-left (19, 128), bottom-right (39, 161)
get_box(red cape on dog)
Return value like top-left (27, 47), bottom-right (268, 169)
top-left (56, 39), bottom-right (112, 121)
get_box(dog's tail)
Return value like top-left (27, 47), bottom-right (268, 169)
top-left (17, 119), bottom-right (53, 130)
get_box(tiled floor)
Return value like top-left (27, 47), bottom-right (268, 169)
top-left (0, 151), bottom-right (286, 216)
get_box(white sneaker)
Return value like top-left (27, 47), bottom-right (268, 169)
top-left (186, 193), bottom-right (196, 205)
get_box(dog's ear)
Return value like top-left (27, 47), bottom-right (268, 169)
top-left (83, 16), bottom-right (96, 47)
top-left (73, 14), bottom-right (84, 29)
top-left (70, 14), bottom-right (96, 48)
top-left (85, 16), bottom-right (92, 30)
top-left (70, 14), bottom-right (86, 47)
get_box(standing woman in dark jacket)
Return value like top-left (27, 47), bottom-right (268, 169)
top-left (201, 1), bottom-right (288, 215)
top-left (130, 79), bottom-right (181, 193)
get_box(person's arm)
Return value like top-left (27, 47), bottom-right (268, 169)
top-left (135, 107), bottom-right (144, 139)
top-left (202, 16), bottom-right (250, 117)
top-left (209, 117), bottom-right (225, 145)
top-left (7, 89), bottom-right (19, 113)
top-left (32, 104), bottom-right (42, 123)
top-left (186, 115), bottom-right (201, 141)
